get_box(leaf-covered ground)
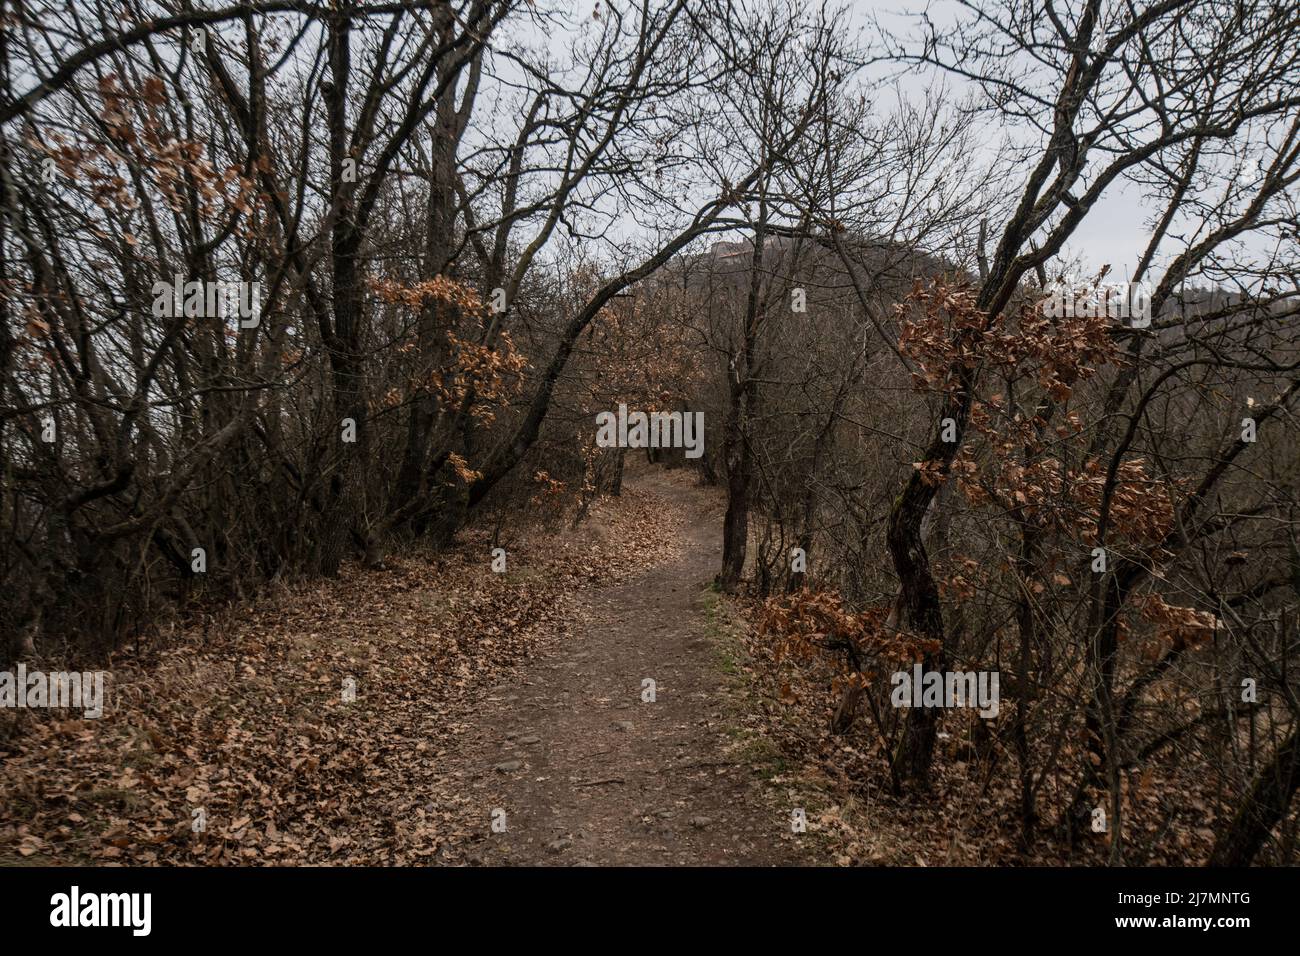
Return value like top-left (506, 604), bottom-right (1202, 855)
top-left (1, 467), bottom-right (829, 866)
top-left (728, 597), bottom-right (1235, 867)
top-left (0, 474), bottom-right (685, 865)
top-left (4, 462), bottom-right (1225, 867)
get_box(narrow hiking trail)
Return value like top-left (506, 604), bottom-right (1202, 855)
top-left (450, 467), bottom-right (814, 865)
top-left (1, 465), bottom-right (823, 866)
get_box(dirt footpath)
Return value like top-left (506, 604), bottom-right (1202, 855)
top-left (453, 468), bottom-right (817, 865)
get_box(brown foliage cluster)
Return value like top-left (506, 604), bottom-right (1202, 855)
top-left (901, 282), bottom-right (1176, 548)
top-left (759, 588), bottom-right (939, 681)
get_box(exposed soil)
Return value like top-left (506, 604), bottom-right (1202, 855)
top-left (452, 466), bottom-right (816, 865)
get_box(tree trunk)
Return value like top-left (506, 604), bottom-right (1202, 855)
top-left (717, 194), bottom-right (767, 593)
top-left (610, 447), bottom-right (627, 496)
top-left (1209, 728), bottom-right (1300, 866)
top-left (716, 407), bottom-right (751, 591)
top-left (887, 473), bottom-right (949, 786)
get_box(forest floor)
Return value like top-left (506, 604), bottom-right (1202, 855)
top-left (0, 464), bottom-right (832, 866)
top-left (455, 466), bottom-right (815, 865)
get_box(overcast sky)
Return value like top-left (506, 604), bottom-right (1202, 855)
top-left (503, 1), bottom-right (1289, 291)
top-left (846, 0), bottom-right (1286, 287)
